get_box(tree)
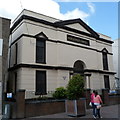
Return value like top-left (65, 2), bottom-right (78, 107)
top-left (66, 74), bottom-right (84, 100)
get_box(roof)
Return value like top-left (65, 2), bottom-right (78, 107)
top-left (10, 9), bottom-right (113, 44)
top-left (54, 19), bottom-right (99, 38)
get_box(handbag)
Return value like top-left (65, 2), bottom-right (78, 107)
top-left (97, 105), bottom-right (101, 109)
top-left (89, 102), bottom-right (92, 107)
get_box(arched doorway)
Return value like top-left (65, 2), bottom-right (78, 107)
top-left (69, 60), bottom-right (86, 79)
top-left (70, 60), bottom-right (91, 89)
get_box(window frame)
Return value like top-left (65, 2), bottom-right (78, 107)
top-left (36, 38), bottom-right (46, 64)
top-left (102, 48), bottom-right (109, 70)
top-left (35, 70), bottom-right (47, 95)
top-left (104, 75), bottom-right (110, 89)
top-left (15, 43), bottom-right (18, 65)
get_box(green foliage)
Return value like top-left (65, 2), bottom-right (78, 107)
top-left (66, 74), bottom-right (84, 100)
top-left (52, 87), bottom-right (67, 99)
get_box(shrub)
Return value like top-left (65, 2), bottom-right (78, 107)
top-left (66, 74), bottom-right (84, 100)
top-left (52, 87), bottom-right (67, 99)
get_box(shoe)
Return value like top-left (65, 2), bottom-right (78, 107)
top-left (93, 115), bottom-right (96, 119)
top-left (98, 116), bottom-right (102, 118)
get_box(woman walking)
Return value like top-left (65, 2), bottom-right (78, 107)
top-left (94, 91), bottom-right (103, 118)
top-left (90, 90), bottom-right (96, 118)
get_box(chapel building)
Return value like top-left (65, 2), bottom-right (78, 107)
top-left (8, 9), bottom-right (115, 98)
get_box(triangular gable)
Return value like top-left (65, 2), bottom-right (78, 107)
top-left (66, 23), bottom-right (90, 34)
top-left (102, 48), bottom-right (109, 53)
top-left (35, 32), bottom-right (48, 39)
top-left (55, 19), bottom-right (99, 38)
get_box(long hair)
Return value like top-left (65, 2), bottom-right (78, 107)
top-left (93, 90), bottom-right (96, 93)
top-left (95, 91), bottom-right (98, 97)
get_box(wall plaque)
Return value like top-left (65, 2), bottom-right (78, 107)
top-left (67, 35), bottom-right (90, 46)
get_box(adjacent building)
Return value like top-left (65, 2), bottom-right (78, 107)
top-left (118, 39), bottom-right (120, 85)
top-left (112, 39), bottom-right (120, 89)
top-left (0, 17), bottom-right (11, 115)
top-left (0, 55), bottom-right (2, 115)
top-left (8, 9), bottom-right (115, 99)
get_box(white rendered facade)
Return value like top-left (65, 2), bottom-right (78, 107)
top-left (112, 39), bottom-right (120, 89)
top-left (8, 9), bottom-right (115, 99)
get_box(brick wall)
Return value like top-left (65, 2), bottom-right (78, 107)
top-left (0, 56), bottom-right (2, 82)
top-left (1, 18), bottom-right (11, 90)
top-left (0, 56), bottom-right (2, 111)
top-left (5, 89), bottom-right (120, 119)
top-left (25, 100), bottom-right (65, 118)
top-left (0, 17), bottom-right (11, 116)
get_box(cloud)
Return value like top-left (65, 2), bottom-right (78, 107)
top-left (0, 0), bottom-right (92, 23)
top-left (87, 2), bottom-right (95, 14)
top-left (54, 0), bottom-right (118, 2)
top-left (0, 0), bottom-right (22, 19)
top-left (62, 8), bottom-right (89, 20)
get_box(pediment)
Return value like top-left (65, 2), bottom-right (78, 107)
top-left (66, 23), bottom-right (90, 34)
top-left (102, 48), bottom-right (108, 53)
top-left (55, 19), bottom-right (99, 38)
top-left (35, 32), bottom-right (48, 39)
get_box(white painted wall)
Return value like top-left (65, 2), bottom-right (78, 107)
top-left (17, 68), bottom-right (69, 99)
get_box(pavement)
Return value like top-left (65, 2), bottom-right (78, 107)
top-left (0, 115), bottom-right (2, 120)
top-left (21, 104), bottom-right (120, 120)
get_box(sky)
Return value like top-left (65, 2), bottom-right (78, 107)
top-left (0, 0), bottom-right (118, 55)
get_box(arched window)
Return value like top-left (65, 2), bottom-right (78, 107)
top-left (73, 60), bottom-right (85, 75)
top-left (102, 48), bottom-right (108, 70)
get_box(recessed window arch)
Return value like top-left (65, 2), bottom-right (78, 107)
top-left (73, 60), bottom-right (86, 75)
top-left (102, 48), bottom-right (108, 70)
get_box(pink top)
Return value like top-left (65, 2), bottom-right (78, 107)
top-left (90, 93), bottom-right (95, 103)
top-left (94, 95), bottom-right (102, 104)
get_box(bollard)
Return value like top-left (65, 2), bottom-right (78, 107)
top-left (2, 104), bottom-right (11, 119)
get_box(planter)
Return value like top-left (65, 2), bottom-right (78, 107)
top-left (65, 98), bottom-right (86, 117)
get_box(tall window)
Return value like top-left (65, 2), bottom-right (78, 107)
top-left (36, 71), bottom-right (46, 95)
top-left (102, 48), bottom-right (108, 70)
top-left (104, 75), bottom-right (110, 89)
top-left (14, 72), bottom-right (17, 93)
top-left (36, 39), bottom-right (46, 63)
top-left (15, 43), bottom-right (18, 65)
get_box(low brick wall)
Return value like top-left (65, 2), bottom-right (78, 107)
top-left (109, 95), bottom-right (120, 105)
top-left (25, 100), bottom-right (65, 118)
top-left (4, 89), bottom-right (120, 119)
top-left (102, 89), bottom-right (120, 106)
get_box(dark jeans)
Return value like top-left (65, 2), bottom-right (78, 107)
top-left (96, 108), bottom-right (101, 118)
top-left (92, 102), bottom-right (96, 116)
